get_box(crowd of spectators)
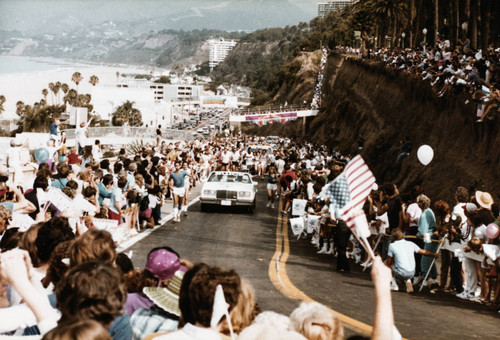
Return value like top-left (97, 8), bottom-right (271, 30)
top-left (337, 37), bottom-right (500, 122)
top-left (0, 131), bottom-right (498, 339)
top-left (0, 133), bottom-right (405, 340)
top-left (272, 142), bottom-right (500, 312)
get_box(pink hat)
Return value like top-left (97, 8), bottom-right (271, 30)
top-left (145, 249), bottom-right (181, 284)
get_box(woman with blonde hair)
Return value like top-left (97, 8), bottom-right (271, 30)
top-left (289, 302), bottom-right (343, 340)
top-left (220, 279), bottom-right (259, 336)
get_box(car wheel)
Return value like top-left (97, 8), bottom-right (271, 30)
top-left (249, 199), bottom-right (256, 213)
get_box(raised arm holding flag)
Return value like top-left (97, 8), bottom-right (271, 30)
top-left (326, 155), bottom-right (377, 260)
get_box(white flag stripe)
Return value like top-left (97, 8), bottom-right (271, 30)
top-left (347, 168), bottom-right (372, 188)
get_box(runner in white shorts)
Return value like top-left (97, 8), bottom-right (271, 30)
top-left (169, 162), bottom-right (188, 222)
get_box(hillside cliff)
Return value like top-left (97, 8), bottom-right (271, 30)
top-left (311, 54), bottom-right (500, 202)
top-left (246, 52), bottom-right (499, 202)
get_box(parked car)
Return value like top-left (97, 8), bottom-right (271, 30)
top-left (200, 171), bottom-right (257, 213)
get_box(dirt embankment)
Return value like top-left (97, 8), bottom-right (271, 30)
top-left (246, 52), bottom-right (500, 202)
top-left (309, 53), bottom-right (500, 202)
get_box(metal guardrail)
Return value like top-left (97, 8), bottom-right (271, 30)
top-left (62, 127), bottom-right (195, 141)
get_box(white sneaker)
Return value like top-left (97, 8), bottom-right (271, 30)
top-left (317, 245), bottom-right (328, 254)
top-left (271, 203), bottom-right (275, 209)
top-left (390, 279), bottom-right (399, 291)
top-left (266, 201), bottom-right (271, 207)
top-left (456, 291), bottom-right (468, 299)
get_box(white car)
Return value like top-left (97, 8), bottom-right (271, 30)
top-left (200, 171), bottom-right (257, 212)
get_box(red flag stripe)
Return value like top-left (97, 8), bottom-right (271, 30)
top-left (344, 157), bottom-right (365, 177)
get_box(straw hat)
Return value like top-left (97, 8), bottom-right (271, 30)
top-left (475, 191), bottom-right (494, 210)
top-left (143, 271), bottom-right (184, 317)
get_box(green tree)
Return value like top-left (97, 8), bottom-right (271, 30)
top-left (63, 89), bottom-right (78, 106)
top-left (111, 101), bottom-right (142, 127)
top-left (370, 0), bottom-right (407, 47)
top-left (154, 75), bottom-right (171, 84)
top-left (0, 95), bottom-right (5, 116)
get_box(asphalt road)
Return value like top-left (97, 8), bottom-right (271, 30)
top-left (126, 180), bottom-right (500, 340)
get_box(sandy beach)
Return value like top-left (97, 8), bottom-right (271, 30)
top-left (0, 56), bottom-right (167, 119)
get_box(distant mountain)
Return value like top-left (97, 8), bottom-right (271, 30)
top-left (0, 0), bottom-right (318, 36)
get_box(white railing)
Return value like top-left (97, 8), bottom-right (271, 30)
top-left (62, 127), bottom-right (194, 141)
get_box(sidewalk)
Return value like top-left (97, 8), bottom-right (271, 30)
top-left (117, 182), bottom-right (202, 251)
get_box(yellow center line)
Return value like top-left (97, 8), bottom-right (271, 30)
top-left (268, 203), bottom-right (374, 336)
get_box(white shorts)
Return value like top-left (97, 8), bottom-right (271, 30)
top-left (173, 187), bottom-right (185, 197)
top-left (267, 183), bottom-right (278, 191)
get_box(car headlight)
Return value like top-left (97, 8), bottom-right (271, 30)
top-left (238, 191), bottom-right (251, 198)
top-left (203, 189), bottom-right (216, 197)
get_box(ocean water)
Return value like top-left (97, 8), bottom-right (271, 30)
top-left (0, 56), bottom-right (77, 75)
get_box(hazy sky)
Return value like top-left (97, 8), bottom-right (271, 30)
top-left (0, 0), bottom-right (320, 35)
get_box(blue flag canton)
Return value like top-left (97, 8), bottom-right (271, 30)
top-left (326, 173), bottom-right (350, 214)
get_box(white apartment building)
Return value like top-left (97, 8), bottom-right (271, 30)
top-left (89, 81), bottom-right (204, 128)
top-left (207, 38), bottom-right (238, 71)
top-left (116, 81), bottom-right (203, 103)
top-left (318, 0), bottom-right (354, 18)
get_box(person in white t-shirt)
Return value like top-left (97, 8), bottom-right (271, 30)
top-left (221, 149), bottom-right (232, 171)
top-left (92, 140), bottom-right (103, 162)
top-left (386, 228), bottom-right (438, 292)
top-left (75, 118), bottom-right (92, 155)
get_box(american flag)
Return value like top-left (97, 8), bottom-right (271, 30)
top-left (325, 155), bottom-right (376, 230)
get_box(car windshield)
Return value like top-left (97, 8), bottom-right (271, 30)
top-left (207, 173), bottom-right (252, 184)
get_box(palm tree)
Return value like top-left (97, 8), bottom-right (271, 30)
top-left (0, 95), bottom-right (5, 116)
top-left (42, 89), bottom-right (48, 104)
top-left (370, 0), bottom-right (407, 47)
top-left (48, 82), bottom-right (55, 105)
top-left (71, 72), bottom-right (83, 91)
top-left (61, 83), bottom-right (69, 96)
top-left (89, 75), bottom-right (99, 86)
top-left (15, 101), bottom-right (24, 117)
top-left (54, 81), bottom-right (62, 105)
top-left (434, 0), bottom-right (439, 45)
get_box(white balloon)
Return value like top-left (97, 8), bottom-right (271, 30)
top-left (417, 145), bottom-right (434, 166)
